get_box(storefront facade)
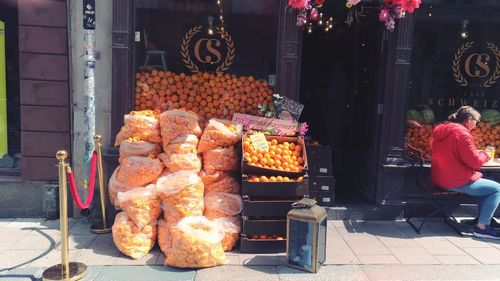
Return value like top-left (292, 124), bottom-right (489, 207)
top-left (104, 0), bottom-right (499, 214)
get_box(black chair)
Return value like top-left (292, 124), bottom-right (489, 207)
top-left (404, 145), bottom-right (468, 236)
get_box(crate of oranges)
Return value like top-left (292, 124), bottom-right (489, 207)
top-left (242, 174), bottom-right (308, 197)
top-left (241, 133), bottom-right (308, 178)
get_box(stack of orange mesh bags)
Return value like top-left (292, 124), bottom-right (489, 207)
top-left (110, 109), bottom-right (243, 267)
top-left (110, 110), bottom-right (164, 259)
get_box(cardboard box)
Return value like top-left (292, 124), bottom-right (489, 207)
top-left (241, 134), bottom-right (308, 178)
top-left (240, 235), bottom-right (286, 253)
top-left (241, 175), bottom-right (309, 197)
top-left (309, 176), bottom-right (335, 193)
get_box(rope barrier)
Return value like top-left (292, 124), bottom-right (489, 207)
top-left (67, 151), bottom-right (97, 209)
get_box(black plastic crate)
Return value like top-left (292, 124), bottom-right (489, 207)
top-left (242, 217), bottom-right (287, 236)
top-left (308, 160), bottom-right (333, 176)
top-left (308, 191), bottom-right (335, 207)
top-left (240, 235), bottom-right (286, 253)
top-left (309, 176), bottom-right (335, 193)
top-left (242, 175), bottom-right (309, 197)
top-left (242, 196), bottom-right (296, 217)
top-left (306, 144), bottom-right (332, 163)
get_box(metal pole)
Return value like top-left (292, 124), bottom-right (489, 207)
top-left (42, 151), bottom-right (87, 281)
top-left (91, 135), bottom-right (112, 234)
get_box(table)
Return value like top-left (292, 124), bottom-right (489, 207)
top-left (481, 159), bottom-right (500, 172)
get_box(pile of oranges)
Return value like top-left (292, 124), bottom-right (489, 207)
top-left (471, 122), bottom-right (500, 157)
top-left (134, 69), bottom-right (274, 124)
top-left (248, 175), bottom-right (304, 182)
top-left (248, 234), bottom-right (284, 240)
top-left (405, 125), bottom-right (433, 159)
top-left (243, 138), bottom-right (304, 172)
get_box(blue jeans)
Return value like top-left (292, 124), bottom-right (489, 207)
top-left (450, 178), bottom-right (500, 225)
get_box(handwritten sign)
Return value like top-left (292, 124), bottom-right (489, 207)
top-left (249, 133), bottom-right (269, 151)
top-left (275, 97), bottom-right (304, 121)
top-left (232, 113), bottom-right (298, 135)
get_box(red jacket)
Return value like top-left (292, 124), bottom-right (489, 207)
top-left (431, 122), bottom-right (490, 188)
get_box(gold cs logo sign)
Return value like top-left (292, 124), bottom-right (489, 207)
top-left (452, 41), bottom-right (500, 87)
top-left (181, 26), bottom-right (235, 73)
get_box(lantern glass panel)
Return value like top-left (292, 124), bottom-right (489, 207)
top-left (318, 218), bottom-right (327, 266)
top-left (288, 219), bottom-right (313, 271)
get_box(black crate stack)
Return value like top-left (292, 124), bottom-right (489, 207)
top-left (306, 144), bottom-right (335, 207)
top-left (239, 176), bottom-right (308, 253)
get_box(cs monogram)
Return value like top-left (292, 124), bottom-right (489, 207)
top-left (452, 41), bottom-right (500, 88)
top-left (181, 26), bottom-right (236, 73)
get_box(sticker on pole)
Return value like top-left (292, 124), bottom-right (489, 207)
top-left (249, 133), bottom-right (269, 152)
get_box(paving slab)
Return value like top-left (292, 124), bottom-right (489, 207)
top-left (0, 267), bottom-right (44, 281)
top-left (356, 255), bottom-right (400, 264)
top-left (416, 237), bottom-right (468, 256)
top-left (277, 265), bottom-right (369, 281)
top-left (361, 264), bottom-right (500, 280)
top-left (195, 265), bottom-right (278, 281)
top-left (239, 254), bottom-right (284, 266)
top-left (388, 246), bottom-right (440, 264)
top-left (344, 237), bottom-right (392, 256)
top-left (446, 235), bottom-right (495, 248)
top-left (28, 249), bottom-right (83, 268)
top-left (0, 249), bottom-right (47, 270)
top-left (462, 247), bottom-right (500, 264)
top-left (434, 255), bottom-right (480, 265)
top-left (11, 230), bottom-right (58, 250)
top-left (95, 265), bottom-right (195, 281)
top-left (77, 248), bottom-right (121, 266)
top-left (114, 252), bottom-right (160, 266)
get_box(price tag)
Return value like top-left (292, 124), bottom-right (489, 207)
top-left (319, 168), bottom-right (328, 173)
top-left (249, 133), bottom-right (269, 151)
top-left (323, 198), bottom-right (331, 203)
top-left (321, 185), bottom-right (329, 191)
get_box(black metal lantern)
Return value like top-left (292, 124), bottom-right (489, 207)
top-left (286, 198), bottom-right (327, 273)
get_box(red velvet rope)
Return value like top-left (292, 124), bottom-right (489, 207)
top-left (67, 151), bottom-right (97, 209)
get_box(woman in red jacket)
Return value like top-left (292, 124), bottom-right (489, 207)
top-left (431, 106), bottom-right (500, 239)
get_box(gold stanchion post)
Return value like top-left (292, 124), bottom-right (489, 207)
top-left (91, 135), bottom-right (112, 234)
top-left (42, 150), bottom-right (87, 281)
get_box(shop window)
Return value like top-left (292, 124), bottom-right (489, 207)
top-left (133, 0), bottom-right (279, 123)
top-left (407, 2), bottom-right (500, 159)
top-left (0, 2), bottom-right (21, 171)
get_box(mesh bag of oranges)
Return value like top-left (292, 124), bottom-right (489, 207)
top-left (197, 119), bottom-right (243, 153)
top-left (117, 184), bottom-right (161, 229)
top-left (119, 138), bottom-right (162, 163)
top-left (109, 167), bottom-right (140, 209)
top-left (116, 156), bottom-right (164, 187)
top-left (211, 216), bottom-right (241, 252)
top-left (156, 171), bottom-right (205, 220)
top-left (112, 212), bottom-right (157, 260)
top-left (202, 147), bottom-right (239, 174)
top-left (203, 192), bottom-right (243, 219)
top-left (199, 170), bottom-right (240, 194)
top-left (158, 152), bottom-right (202, 173)
top-left (115, 110), bottom-right (162, 146)
top-left (157, 218), bottom-right (178, 255)
top-left (165, 216), bottom-right (226, 268)
top-left (159, 109), bottom-right (202, 146)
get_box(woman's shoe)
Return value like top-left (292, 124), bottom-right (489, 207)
top-left (473, 225), bottom-right (500, 240)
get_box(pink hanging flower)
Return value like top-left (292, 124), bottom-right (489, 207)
top-left (399, 0), bottom-right (421, 13)
top-left (315, 0), bottom-right (325, 6)
top-left (379, 9), bottom-right (390, 22)
top-left (309, 8), bottom-right (319, 21)
top-left (299, 122), bottom-right (309, 136)
top-left (288, 0), bottom-right (307, 9)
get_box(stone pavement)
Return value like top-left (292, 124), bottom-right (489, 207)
top-left (1, 217), bottom-right (500, 280)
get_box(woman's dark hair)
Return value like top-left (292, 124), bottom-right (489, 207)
top-left (447, 106), bottom-right (481, 123)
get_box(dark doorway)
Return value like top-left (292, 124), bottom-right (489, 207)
top-left (299, 6), bottom-right (383, 202)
